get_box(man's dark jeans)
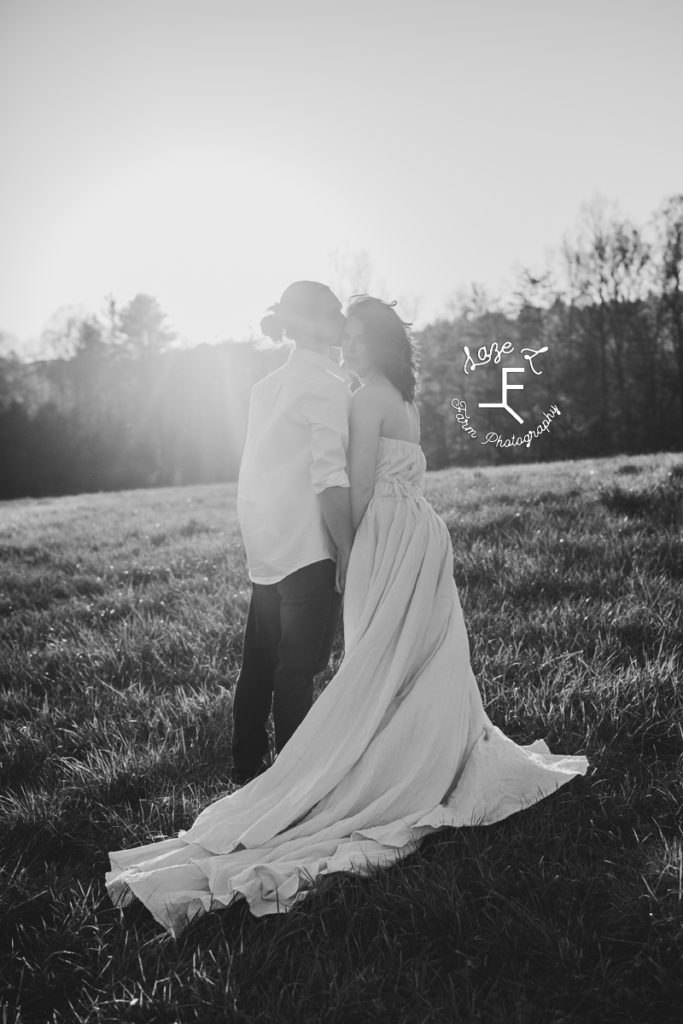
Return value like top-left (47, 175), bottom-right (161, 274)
top-left (231, 558), bottom-right (343, 777)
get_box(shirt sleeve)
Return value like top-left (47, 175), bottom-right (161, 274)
top-left (301, 378), bottom-right (351, 494)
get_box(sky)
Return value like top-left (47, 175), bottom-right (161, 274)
top-left (1, 0), bottom-right (681, 354)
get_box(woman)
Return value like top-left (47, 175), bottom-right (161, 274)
top-left (106, 296), bottom-right (589, 936)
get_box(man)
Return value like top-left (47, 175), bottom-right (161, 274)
top-left (230, 281), bottom-right (353, 785)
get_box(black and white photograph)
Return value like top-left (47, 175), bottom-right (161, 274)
top-left (1, 1), bottom-right (681, 1021)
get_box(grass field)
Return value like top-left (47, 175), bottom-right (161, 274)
top-left (1, 452), bottom-right (682, 1024)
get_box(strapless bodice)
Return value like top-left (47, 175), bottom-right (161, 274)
top-left (373, 436), bottom-right (426, 499)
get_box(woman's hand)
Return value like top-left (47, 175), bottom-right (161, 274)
top-left (335, 547), bottom-right (351, 594)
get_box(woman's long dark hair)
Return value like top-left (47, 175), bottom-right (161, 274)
top-left (345, 295), bottom-right (420, 402)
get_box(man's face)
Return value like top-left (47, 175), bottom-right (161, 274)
top-left (316, 303), bottom-right (347, 347)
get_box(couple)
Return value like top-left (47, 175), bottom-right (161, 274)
top-left (106, 281), bottom-right (589, 935)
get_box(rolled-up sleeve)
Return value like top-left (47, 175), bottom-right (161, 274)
top-left (302, 379), bottom-right (351, 494)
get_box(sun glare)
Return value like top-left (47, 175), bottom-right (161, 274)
top-left (55, 150), bottom-right (353, 343)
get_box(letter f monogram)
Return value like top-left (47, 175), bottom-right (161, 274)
top-left (479, 367), bottom-right (525, 424)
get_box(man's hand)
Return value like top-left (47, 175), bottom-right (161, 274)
top-left (335, 547), bottom-right (351, 594)
top-left (318, 486), bottom-right (354, 592)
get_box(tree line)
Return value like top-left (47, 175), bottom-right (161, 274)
top-left (1, 194), bottom-right (681, 500)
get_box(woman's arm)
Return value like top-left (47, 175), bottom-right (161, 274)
top-left (318, 486), bottom-right (353, 554)
top-left (348, 386), bottom-right (383, 533)
top-left (318, 485), bottom-right (353, 593)
top-left (302, 379), bottom-right (354, 592)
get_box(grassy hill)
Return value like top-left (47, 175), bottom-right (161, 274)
top-left (1, 452), bottom-right (682, 1023)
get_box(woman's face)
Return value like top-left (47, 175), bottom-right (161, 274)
top-left (341, 316), bottom-right (375, 377)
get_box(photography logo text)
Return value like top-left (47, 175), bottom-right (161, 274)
top-left (451, 339), bottom-right (561, 449)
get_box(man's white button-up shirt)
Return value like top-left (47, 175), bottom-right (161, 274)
top-left (237, 345), bottom-right (352, 584)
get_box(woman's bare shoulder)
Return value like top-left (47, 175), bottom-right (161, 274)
top-left (350, 381), bottom-right (393, 407)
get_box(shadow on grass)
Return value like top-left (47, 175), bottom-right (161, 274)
top-left (598, 475), bottom-right (683, 530)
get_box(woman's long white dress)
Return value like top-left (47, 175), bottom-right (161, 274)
top-left (106, 437), bottom-right (590, 935)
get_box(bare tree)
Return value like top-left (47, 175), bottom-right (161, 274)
top-left (446, 281), bottom-right (501, 322)
top-left (558, 195), bottom-right (651, 451)
top-left (393, 290), bottom-right (422, 325)
top-left (327, 246), bottom-right (377, 304)
top-left (652, 194), bottom-right (683, 430)
top-left (39, 305), bottom-right (92, 361)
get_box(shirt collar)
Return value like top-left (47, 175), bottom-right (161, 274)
top-left (289, 345), bottom-right (335, 367)
top-left (288, 345), bottom-right (350, 381)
